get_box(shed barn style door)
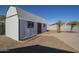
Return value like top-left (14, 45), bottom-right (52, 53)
top-left (37, 23), bottom-right (42, 34)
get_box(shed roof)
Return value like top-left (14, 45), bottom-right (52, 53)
top-left (14, 6), bottom-right (47, 24)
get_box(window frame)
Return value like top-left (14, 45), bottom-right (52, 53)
top-left (43, 24), bottom-right (46, 27)
top-left (27, 21), bottom-right (34, 28)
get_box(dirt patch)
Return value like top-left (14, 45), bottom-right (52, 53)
top-left (0, 32), bottom-right (78, 52)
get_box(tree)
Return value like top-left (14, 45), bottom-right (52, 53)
top-left (0, 16), bottom-right (5, 21)
top-left (67, 21), bottom-right (79, 32)
top-left (0, 16), bottom-right (5, 34)
top-left (51, 20), bottom-right (64, 33)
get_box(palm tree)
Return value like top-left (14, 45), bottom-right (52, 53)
top-left (51, 20), bottom-right (64, 33)
top-left (67, 21), bottom-right (79, 32)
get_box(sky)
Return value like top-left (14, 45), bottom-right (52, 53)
top-left (0, 5), bottom-right (79, 24)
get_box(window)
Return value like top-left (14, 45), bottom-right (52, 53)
top-left (43, 24), bottom-right (46, 27)
top-left (27, 21), bottom-right (34, 28)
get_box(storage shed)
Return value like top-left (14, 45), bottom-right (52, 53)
top-left (5, 6), bottom-right (47, 41)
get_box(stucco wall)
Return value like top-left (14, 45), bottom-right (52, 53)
top-left (48, 24), bottom-right (79, 32)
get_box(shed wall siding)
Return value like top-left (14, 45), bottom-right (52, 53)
top-left (6, 6), bottom-right (19, 41)
top-left (6, 6), bottom-right (47, 40)
top-left (42, 24), bottom-right (47, 32)
top-left (20, 20), bottom-right (47, 40)
top-left (20, 20), bottom-right (38, 40)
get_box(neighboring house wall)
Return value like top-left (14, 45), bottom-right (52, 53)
top-left (73, 26), bottom-right (79, 32)
top-left (48, 24), bottom-right (79, 32)
top-left (47, 25), bottom-right (57, 31)
top-left (61, 24), bottom-right (79, 32)
top-left (61, 24), bottom-right (70, 31)
top-left (6, 6), bottom-right (19, 41)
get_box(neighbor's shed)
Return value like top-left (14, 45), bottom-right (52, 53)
top-left (5, 6), bottom-right (47, 41)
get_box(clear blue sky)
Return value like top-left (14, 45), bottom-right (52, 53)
top-left (0, 5), bottom-right (79, 24)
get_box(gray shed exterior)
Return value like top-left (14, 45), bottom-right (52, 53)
top-left (5, 6), bottom-right (47, 41)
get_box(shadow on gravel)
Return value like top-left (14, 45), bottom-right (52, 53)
top-left (0, 45), bottom-right (75, 53)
